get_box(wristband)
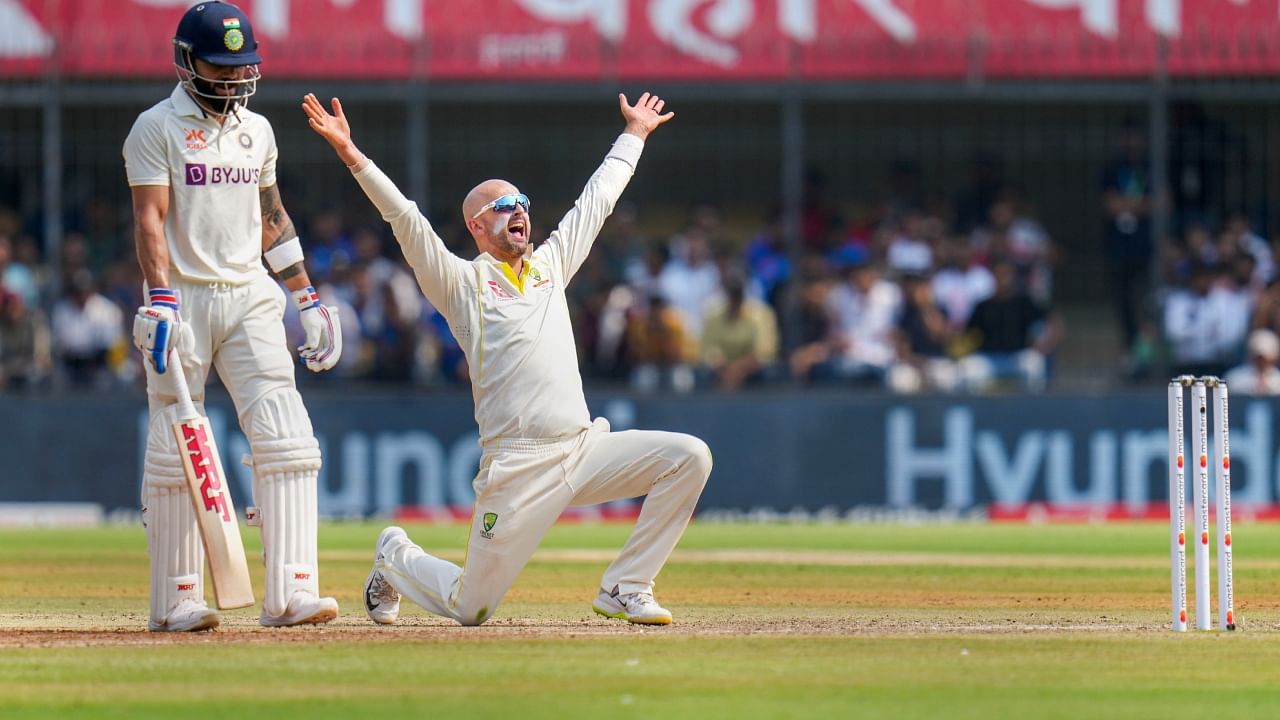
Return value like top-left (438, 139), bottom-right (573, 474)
top-left (148, 287), bottom-right (178, 310)
top-left (264, 237), bottom-right (304, 273)
top-left (291, 286), bottom-right (320, 311)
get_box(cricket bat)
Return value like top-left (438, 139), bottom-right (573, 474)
top-left (167, 347), bottom-right (255, 610)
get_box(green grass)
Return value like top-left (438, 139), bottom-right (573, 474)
top-left (1, 521), bottom-right (1277, 719)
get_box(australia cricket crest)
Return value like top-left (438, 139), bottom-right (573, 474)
top-left (481, 512), bottom-right (499, 539)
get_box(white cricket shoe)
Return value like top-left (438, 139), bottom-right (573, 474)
top-left (592, 587), bottom-right (673, 626)
top-left (364, 526), bottom-right (406, 625)
top-left (260, 591), bottom-right (339, 627)
top-left (149, 598), bottom-right (220, 632)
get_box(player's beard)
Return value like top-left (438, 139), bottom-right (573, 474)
top-left (490, 217), bottom-right (528, 259)
top-left (191, 77), bottom-right (241, 116)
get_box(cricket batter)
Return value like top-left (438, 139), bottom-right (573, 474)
top-left (303, 91), bottom-right (712, 626)
top-left (124, 2), bottom-right (343, 631)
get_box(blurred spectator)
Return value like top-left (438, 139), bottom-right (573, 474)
top-left (821, 259), bottom-right (902, 386)
top-left (346, 264), bottom-right (421, 382)
top-left (789, 269), bottom-right (836, 383)
top-left (745, 211), bottom-right (790, 310)
top-left (1223, 329), bottom-right (1280, 396)
top-left (50, 269), bottom-right (124, 388)
top-left (60, 232), bottom-right (91, 292)
top-left (0, 289), bottom-right (51, 390)
top-left (81, 196), bottom-right (127, 269)
top-left (973, 192), bottom-right (1055, 304)
top-left (101, 259), bottom-right (143, 315)
top-left (700, 272), bottom-right (779, 391)
top-left (932, 235), bottom-right (994, 331)
top-left (601, 201), bottom-right (649, 285)
top-left (953, 154), bottom-right (1003, 235)
top-left (1251, 279), bottom-right (1280, 336)
top-left (668, 205), bottom-right (725, 260)
top-left (626, 294), bottom-right (694, 394)
top-left (11, 236), bottom-right (48, 306)
top-left (801, 168), bottom-right (834, 253)
top-left (0, 233), bottom-right (38, 307)
top-left (1166, 223), bottom-right (1214, 287)
top-left (885, 210), bottom-right (934, 276)
top-left (959, 261), bottom-right (1061, 392)
top-left (658, 228), bottom-right (721, 341)
top-left (1103, 120), bottom-right (1154, 355)
top-left (306, 210), bottom-right (353, 283)
top-left (369, 280), bottom-right (420, 382)
top-left (1163, 263), bottom-right (1249, 378)
top-left (1223, 212), bottom-right (1274, 288)
top-left (888, 273), bottom-right (960, 393)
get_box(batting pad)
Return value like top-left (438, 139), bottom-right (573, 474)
top-left (244, 388), bottom-right (322, 617)
top-left (143, 403), bottom-right (205, 625)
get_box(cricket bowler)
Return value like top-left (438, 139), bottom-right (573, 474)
top-left (303, 90), bottom-right (712, 626)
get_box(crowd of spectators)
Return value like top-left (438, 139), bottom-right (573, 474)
top-left (572, 185), bottom-right (1063, 395)
top-left (1, 186), bottom-right (1070, 395)
top-left (1156, 212), bottom-right (1280, 395)
top-left (10, 166), bottom-right (1280, 398)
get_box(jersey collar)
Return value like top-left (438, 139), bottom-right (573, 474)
top-left (170, 83), bottom-right (206, 118)
top-left (170, 83), bottom-right (243, 126)
top-left (480, 253), bottom-right (531, 295)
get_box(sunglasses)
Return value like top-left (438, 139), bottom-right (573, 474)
top-left (471, 193), bottom-right (530, 220)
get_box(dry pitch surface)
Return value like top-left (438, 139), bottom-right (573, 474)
top-left (2, 522), bottom-right (1279, 718)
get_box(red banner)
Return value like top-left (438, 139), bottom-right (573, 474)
top-left (4, 0), bottom-right (1280, 80)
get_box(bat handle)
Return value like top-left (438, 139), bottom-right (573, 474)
top-left (166, 347), bottom-right (200, 422)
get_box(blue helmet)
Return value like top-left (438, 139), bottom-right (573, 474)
top-left (172, 2), bottom-right (261, 114)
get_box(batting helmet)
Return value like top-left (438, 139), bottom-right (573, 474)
top-left (172, 2), bottom-right (261, 114)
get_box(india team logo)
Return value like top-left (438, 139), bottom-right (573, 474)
top-left (224, 29), bottom-right (245, 51)
top-left (481, 512), bottom-right (499, 539)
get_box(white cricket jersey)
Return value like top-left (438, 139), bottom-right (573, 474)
top-left (352, 134), bottom-right (644, 445)
top-left (123, 84), bottom-right (277, 285)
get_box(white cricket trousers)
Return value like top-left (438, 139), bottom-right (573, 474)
top-left (145, 273), bottom-right (294, 413)
top-left (143, 273), bottom-right (324, 622)
top-left (380, 418), bottom-right (713, 625)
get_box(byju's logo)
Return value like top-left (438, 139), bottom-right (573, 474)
top-left (185, 164), bottom-right (260, 186)
top-left (185, 163), bottom-right (207, 185)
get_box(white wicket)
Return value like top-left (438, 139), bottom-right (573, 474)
top-left (1211, 379), bottom-right (1236, 631)
top-left (1191, 380), bottom-right (1210, 630)
top-left (1166, 379), bottom-right (1187, 632)
top-left (1168, 376), bottom-right (1236, 632)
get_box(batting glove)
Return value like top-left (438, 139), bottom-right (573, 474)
top-left (293, 286), bottom-right (343, 372)
top-left (132, 288), bottom-right (193, 374)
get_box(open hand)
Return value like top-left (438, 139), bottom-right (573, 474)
top-left (302, 94), bottom-right (364, 166)
top-left (619, 92), bottom-right (674, 141)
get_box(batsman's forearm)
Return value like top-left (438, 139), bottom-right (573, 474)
top-left (135, 223), bottom-right (171, 290)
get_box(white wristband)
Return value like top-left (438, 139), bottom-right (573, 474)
top-left (264, 237), bottom-right (304, 273)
